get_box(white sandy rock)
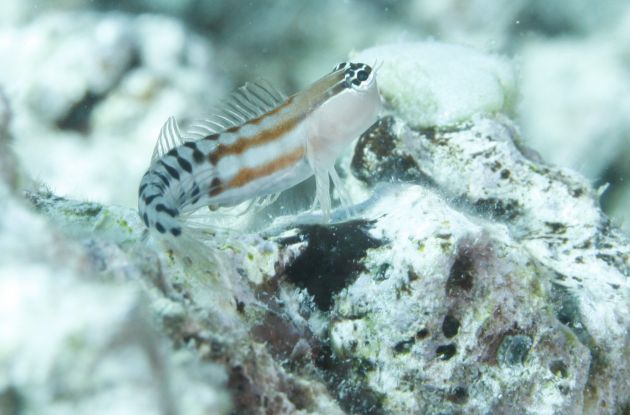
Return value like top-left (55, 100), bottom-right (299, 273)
top-left (324, 184), bottom-right (592, 414)
top-left (0, 13), bottom-right (135, 124)
top-left (354, 42), bottom-right (516, 128)
top-left (0, 191), bottom-right (231, 415)
top-left (0, 92), bottom-right (230, 415)
top-left (0, 12), bottom-right (226, 208)
top-left (348, 112), bottom-right (630, 414)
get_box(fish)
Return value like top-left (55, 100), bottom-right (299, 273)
top-left (137, 62), bottom-right (381, 238)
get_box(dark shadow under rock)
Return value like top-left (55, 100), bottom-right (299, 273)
top-left (280, 219), bottom-right (383, 311)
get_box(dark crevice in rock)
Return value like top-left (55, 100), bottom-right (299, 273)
top-left (599, 150), bottom-right (630, 224)
top-left (545, 221), bottom-right (567, 234)
top-left (249, 285), bottom-right (384, 414)
top-left (351, 116), bottom-right (435, 187)
top-left (55, 51), bottom-right (140, 133)
top-left (549, 282), bottom-right (611, 409)
top-left (56, 91), bottom-right (102, 133)
top-left (550, 283), bottom-right (595, 350)
top-left (446, 251), bottom-right (475, 295)
top-left (374, 262), bottom-right (391, 281)
top-left (470, 197), bottom-right (522, 221)
top-left (414, 122), bottom-right (472, 139)
top-left (442, 313), bottom-right (461, 338)
top-left (416, 328), bottom-right (429, 340)
top-left (393, 338), bottom-right (415, 354)
top-left (314, 342), bottom-right (385, 415)
top-left (280, 219), bottom-right (383, 311)
top-left (169, 310), bottom-right (317, 415)
top-left (250, 311), bottom-right (306, 360)
top-left (437, 193), bottom-right (525, 232)
top-left (550, 359), bottom-right (568, 378)
top-left (436, 343), bottom-right (457, 360)
top-left (445, 385), bottom-right (469, 405)
top-left (226, 364), bottom-right (318, 415)
top-left (478, 326), bottom-right (520, 366)
top-left (262, 269), bottom-right (384, 412)
top-left (593, 220), bottom-right (630, 277)
top-left (497, 334), bottom-right (532, 366)
top-left (227, 365), bottom-right (259, 415)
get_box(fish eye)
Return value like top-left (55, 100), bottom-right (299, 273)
top-left (344, 63), bottom-right (373, 90)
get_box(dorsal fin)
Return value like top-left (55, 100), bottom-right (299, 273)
top-left (183, 80), bottom-right (287, 140)
top-left (151, 116), bottom-right (186, 162)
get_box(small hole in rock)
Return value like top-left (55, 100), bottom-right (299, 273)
top-left (550, 360), bottom-right (568, 378)
top-left (446, 253), bottom-right (474, 294)
top-left (436, 343), bottom-right (457, 360)
top-left (393, 338), bottom-right (414, 354)
top-left (442, 314), bottom-right (460, 338)
top-left (446, 386), bottom-right (468, 404)
top-left (416, 329), bottom-right (429, 340)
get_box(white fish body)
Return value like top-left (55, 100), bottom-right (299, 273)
top-left (138, 62), bottom-right (380, 237)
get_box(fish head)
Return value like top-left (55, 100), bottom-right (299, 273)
top-left (309, 62), bottom-right (381, 155)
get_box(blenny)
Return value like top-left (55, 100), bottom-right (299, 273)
top-left (138, 62), bottom-right (380, 237)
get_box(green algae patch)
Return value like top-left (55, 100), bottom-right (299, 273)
top-left (25, 189), bottom-right (143, 243)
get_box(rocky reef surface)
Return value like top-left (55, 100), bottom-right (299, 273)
top-left (0, 11), bottom-right (226, 207)
top-left (0, 10), bottom-right (629, 415)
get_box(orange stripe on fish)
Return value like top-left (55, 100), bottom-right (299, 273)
top-left (138, 62), bottom-right (381, 237)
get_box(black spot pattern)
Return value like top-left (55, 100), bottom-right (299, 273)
top-left (144, 194), bottom-right (159, 205)
top-left (183, 141), bottom-right (205, 164)
top-left (155, 171), bottom-right (170, 187)
top-left (160, 160), bottom-right (180, 180)
top-left (176, 156), bottom-right (192, 173)
top-left (155, 222), bottom-right (166, 233)
top-left (170, 227), bottom-right (182, 236)
top-left (155, 203), bottom-right (178, 217)
top-left (343, 63), bottom-right (373, 89)
top-left (191, 182), bottom-right (201, 204)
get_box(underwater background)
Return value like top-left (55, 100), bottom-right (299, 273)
top-left (1, 0), bottom-right (628, 231)
top-left (0, 1), bottom-right (629, 415)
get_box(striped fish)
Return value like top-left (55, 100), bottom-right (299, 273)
top-left (138, 62), bottom-right (380, 237)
